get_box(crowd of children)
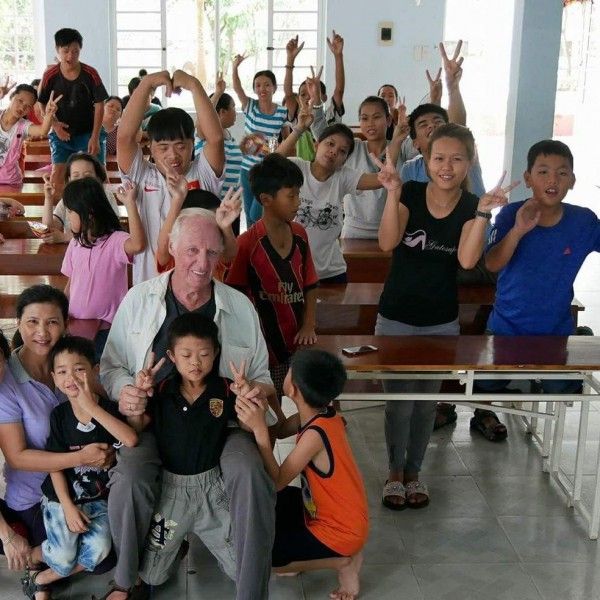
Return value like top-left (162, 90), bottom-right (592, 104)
top-left (0, 20), bottom-right (598, 600)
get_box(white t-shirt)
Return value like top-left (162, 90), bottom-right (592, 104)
top-left (119, 146), bottom-right (223, 285)
top-left (290, 157), bottom-right (362, 279)
top-left (54, 188), bottom-right (120, 236)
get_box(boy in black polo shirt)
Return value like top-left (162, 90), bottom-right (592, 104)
top-left (130, 313), bottom-right (238, 588)
top-left (38, 28), bottom-right (108, 194)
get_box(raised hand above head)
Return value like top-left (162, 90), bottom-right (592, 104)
top-left (215, 71), bottom-right (226, 96)
top-left (296, 94), bottom-right (314, 131)
top-left (478, 171), bottom-right (520, 214)
top-left (145, 70), bottom-right (176, 98)
top-left (426, 67), bottom-right (442, 104)
top-left (286, 35), bottom-right (305, 62)
top-left (232, 53), bottom-right (248, 69)
top-left (216, 187), bottom-right (243, 229)
top-left (305, 65), bottom-right (324, 104)
top-left (439, 40), bottom-right (464, 88)
top-left (135, 352), bottom-right (166, 397)
top-left (327, 29), bottom-right (344, 56)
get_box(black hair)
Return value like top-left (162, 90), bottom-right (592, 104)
top-left (128, 77), bottom-right (141, 96)
top-left (290, 349), bottom-right (347, 409)
top-left (408, 103), bottom-right (449, 140)
top-left (65, 151), bottom-right (107, 183)
top-left (299, 79), bottom-right (327, 96)
top-left (378, 84), bottom-right (399, 99)
top-left (50, 336), bottom-right (97, 370)
top-left (318, 124), bottom-right (355, 157)
top-left (527, 139), bottom-right (574, 171)
top-left (63, 178), bottom-right (122, 248)
top-left (0, 330), bottom-right (10, 360)
top-left (358, 95), bottom-right (390, 119)
top-left (54, 28), bottom-right (83, 48)
top-left (182, 189), bottom-right (221, 212)
top-left (147, 107), bottom-right (195, 143)
top-left (30, 78), bottom-right (41, 87)
top-left (10, 84), bottom-right (37, 102)
top-left (105, 95), bottom-right (124, 110)
top-left (253, 70), bottom-right (277, 87)
top-left (139, 69), bottom-right (148, 77)
top-left (249, 154), bottom-right (304, 201)
top-left (16, 285), bottom-right (68, 322)
top-left (167, 313), bottom-right (220, 353)
top-left (213, 92), bottom-right (234, 113)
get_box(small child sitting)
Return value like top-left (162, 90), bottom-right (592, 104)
top-left (236, 349), bottom-right (368, 600)
top-left (22, 336), bottom-right (137, 598)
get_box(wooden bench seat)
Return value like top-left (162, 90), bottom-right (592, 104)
top-left (23, 170), bottom-right (122, 184)
top-left (0, 275), bottom-right (67, 317)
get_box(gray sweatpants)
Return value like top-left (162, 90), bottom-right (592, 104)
top-left (107, 429), bottom-right (275, 599)
top-left (375, 313), bottom-right (460, 474)
top-left (139, 467), bottom-right (235, 585)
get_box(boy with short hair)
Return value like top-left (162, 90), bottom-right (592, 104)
top-left (236, 349), bottom-right (368, 600)
top-left (225, 154), bottom-right (319, 400)
top-left (23, 337), bottom-right (137, 596)
top-left (130, 313), bottom-right (240, 588)
top-left (39, 28), bottom-right (108, 192)
top-left (117, 69), bottom-right (225, 284)
top-left (475, 140), bottom-right (600, 439)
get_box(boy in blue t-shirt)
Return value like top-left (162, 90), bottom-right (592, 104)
top-left (475, 140), bottom-right (600, 437)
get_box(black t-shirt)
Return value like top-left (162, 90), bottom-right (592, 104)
top-left (41, 397), bottom-right (124, 504)
top-left (148, 372), bottom-right (236, 475)
top-left (39, 63), bottom-right (108, 136)
top-left (378, 180), bottom-right (479, 326)
top-left (151, 276), bottom-right (217, 384)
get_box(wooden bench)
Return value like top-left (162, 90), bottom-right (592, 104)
top-left (0, 184), bottom-right (45, 206)
top-left (0, 275), bottom-right (68, 317)
top-left (340, 238), bottom-right (391, 283)
top-left (23, 170), bottom-right (122, 184)
top-left (0, 239), bottom-right (65, 275)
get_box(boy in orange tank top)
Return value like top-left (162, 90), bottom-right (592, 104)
top-left (235, 349), bottom-right (368, 600)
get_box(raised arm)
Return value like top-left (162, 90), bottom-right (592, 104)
top-left (440, 40), bottom-right (466, 125)
top-left (115, 181), bottom-right (146, 255)
top-left (426, 68), bottom-right (442, 106)
top-left (486, 198), bottom-right (539, 273)
top-left (375, 149), bottom-right (408, 252)
top-left (173, 69), bottom-right (224, 176)
top-left (215, 187), bottom-right (242, 264)
top-left (232, 53), bottom-right (250, 111)
top-left (28, 90), bottom-right (62, 137)
top-left (118, 70), bottom-right (174, 174)
top-left (275, 94), bottom-right (314, 157)
top-left (458, 173), bottom-right (519, 269)
top-left (327, 30), bottom-right (346, 111)
top-left (284, 35), bottom-right (304, 120)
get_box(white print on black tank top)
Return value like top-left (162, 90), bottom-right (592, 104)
top-left (296, 196), bottom-right (339, 231)
top-left (402, 229), bottom-right (458, 255)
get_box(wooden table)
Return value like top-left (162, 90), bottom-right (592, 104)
top-left (340, 238), bottom-right (391, 283)
top-left (316, 334), bottom-right (600, 537)
top-left (0, 275), bottom-right (68, 317)
top-left (0, 239), bottom-right (65, 275)
top-left (0, 184), bottom-right (45, 205)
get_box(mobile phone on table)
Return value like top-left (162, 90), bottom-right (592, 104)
top-left (342, 345), bottom-right (378, 357)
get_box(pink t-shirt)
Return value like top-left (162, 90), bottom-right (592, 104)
top-left (62, 231), bottom-right (132, 323)
top-left (0, 113), bottom-right (31, 185)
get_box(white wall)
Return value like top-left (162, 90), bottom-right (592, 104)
top-left (324, 0), bottom-right (446, 121)
top-left (41, 0), bottom-right (113, 90)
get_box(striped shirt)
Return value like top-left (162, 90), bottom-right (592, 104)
top-left (241, 98), bottom-right (288, 171)
top-left (195, 130), bottom-right (242, 199)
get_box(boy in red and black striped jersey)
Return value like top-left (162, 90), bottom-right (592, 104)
top-left (225, 154), bottom-right (319, 401)
top-left (39, 28), bottom-right (108, 196)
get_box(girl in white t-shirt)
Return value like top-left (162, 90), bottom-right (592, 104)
top-left (61, 177), bottom-right (145, 360)
top-left (0, 83), bottom-right (61, 185)
top-left (42, 152), bottom-right (120, 244)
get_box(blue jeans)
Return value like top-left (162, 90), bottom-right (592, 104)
top-left (375, 314), bottom-right (460, 474)
top-left (240, 168), bottom-right (262, 228)
top-left (41, 497), bottom-right (112, 577)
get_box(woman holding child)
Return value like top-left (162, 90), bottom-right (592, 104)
top-left (0, 285), bottom-right (114, 599)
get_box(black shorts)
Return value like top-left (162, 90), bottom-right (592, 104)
top-left (272, 486), bottom-right (343, 567)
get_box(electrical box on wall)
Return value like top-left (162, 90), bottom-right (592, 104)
top-left (378, 22), bottom-right (393, 46)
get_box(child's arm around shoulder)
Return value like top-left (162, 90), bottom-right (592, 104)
top-left (236, 394), bottom-right (323, 491)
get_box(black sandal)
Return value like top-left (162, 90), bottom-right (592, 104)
top-left (470, 409), bottom-right (508, 442)
top-left (91, 580), bottom-right (150, 600)
top-left (433, 403), bottom-right (457, 430)
top-left (21, 567), bottom-right (50, 599)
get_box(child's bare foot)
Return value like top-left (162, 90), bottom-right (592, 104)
top-left (330, 551), bottom-right (363, 600)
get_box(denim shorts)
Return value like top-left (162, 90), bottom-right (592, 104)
top-left (49, 131), bottom-right (105, 165)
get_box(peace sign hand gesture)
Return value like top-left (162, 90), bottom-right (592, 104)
top-left (370, 147), bottom-right (402, 193)
top-left (426, 67), bottom-right (442, 105)
top-left (135, 352), bottom-right (166, 397)
top-left (230, 360), bottom-right (252, 397)
top-left (477, 171), bottom-right (520, 214)
top-left (44, 90), bottom-right (63, 118)
top-left (296, 94), bottom-right (314, 131)
top-left (439, 39), bottom-right (464, 89)
top-left (305, 65), bottom-right (324, 104)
